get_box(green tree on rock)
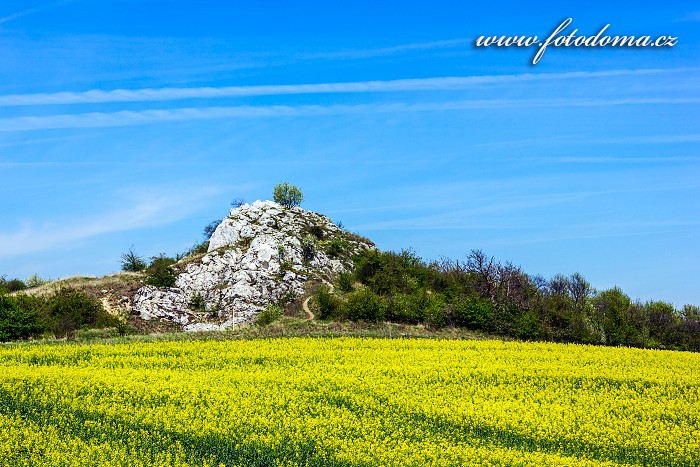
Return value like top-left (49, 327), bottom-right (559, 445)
top-left (273, 182), bottom-right (303, 208)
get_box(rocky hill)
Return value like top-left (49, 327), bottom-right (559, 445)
top-left (133, 200), bottom-right (375, 331)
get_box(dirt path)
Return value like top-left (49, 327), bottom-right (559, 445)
top-left (302, 279), bottom-right (334, 320)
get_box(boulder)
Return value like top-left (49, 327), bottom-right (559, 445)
top-left (133, 200), bottom-right (374, 330)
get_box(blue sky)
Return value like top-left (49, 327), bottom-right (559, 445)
top-left (0, 1), bottom-right (698, 306)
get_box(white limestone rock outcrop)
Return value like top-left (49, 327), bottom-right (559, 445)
top-left (133, 200), bottom-right (374, 331)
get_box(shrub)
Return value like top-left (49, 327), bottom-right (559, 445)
top-left (188, 293), bottom-right (206, 312)
top-left (428, 258), bottom-right (474, 299)
top-left (300, 234), bottom-right (317, 262)
top-left (188, 240), bottom-right (209, 256)
top-left (276, 261), bottom-right (294, 279)
top-left (336, 272), bottom-right (355, 293)
top-left (424, 296), bottom-right (448, 329)
top-left (453, 294), bottom-right (493, 330)
top-left (387, 293), bottom-right (423, 324)
top-left (42, 288), bottom-right (117, 338)
top-left (115, 321), bottom-right (136, 337)
top-left (352, 249), bottom-right (428, 296)
top-left (305, 225), bottom-right (325, 240)
top-left (231, 197), bottom-right (246, 208)
top-left (314, 286), bottom-right (342, 320)
top-left (0, 293), bottom-right (43, 342)
top-left (343, 230), bottom-right (373, 245)
top-left (25, 274), bottom-right (48, 288)
top-left (324, 237), bottom-right (350, 259)
top-left (513, 308), bottom-right (544, 340)
top-left (0, 276), bottom-right (26, 293)
top-left (387, 289), bottom-right (447, 327)
top-left (353, 249), bottom-right (382, 285)
top-left (120, 246), bottom-right (147, 272)
top-left (146, 255), bottom-right (177, 288)
top-left (277, 245), bottom-right (286, 261)
top-left (273, 182), bottom-right (303, 208)
top-left (343, 287), bottom-right (387, 322)
top-left (256, 304), bottom-right (283, 326)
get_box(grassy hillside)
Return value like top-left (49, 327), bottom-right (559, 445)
top-left (1, 337), bottom-right (698, 466)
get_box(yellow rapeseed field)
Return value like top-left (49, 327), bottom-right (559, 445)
top-left (1, 337), bottom-right (698, 466)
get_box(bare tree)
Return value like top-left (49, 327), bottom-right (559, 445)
top-left (568, 272), bottom-right (593, 308)
top-left (467, 249), bottom-right (497, 299)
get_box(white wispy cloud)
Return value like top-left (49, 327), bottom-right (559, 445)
top-left (0, 161), bottom-right (108, 168)
top-left (0, 0), bottom-right (77, 24)
top-left (471, 134), bottom-right (584, 148)
top-left (578, 134), bottom-right (700, 145)
top-left (473, 134), bottom-right (700, 149)
top-left (677, 11), bottom-right (700, 22)
top-left (0, 106), bottom-right (315, 131)
top-left (0, 133), bottom-right (92, 148)
top-left (515, 155), bottom-right (700, 164)
top-left (357, 210), bottom-right (700, 236)
top-left (486, 226), bottom-right (700, 246)
top-left (348, 182), bottom-right (700, 232)
top-left (0, 67), bottom-right (696, 107)
top-left (2, 96), bottom-right (699, 132)
top-left (353, 195), bottom-right (581, 231)
top-left (302, 38), bottom-right (474, 59)
top-left (0, 185), bottom-right (223, 257)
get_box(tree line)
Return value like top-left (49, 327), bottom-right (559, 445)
top-left (314, 249), bottom-right (700, 351)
